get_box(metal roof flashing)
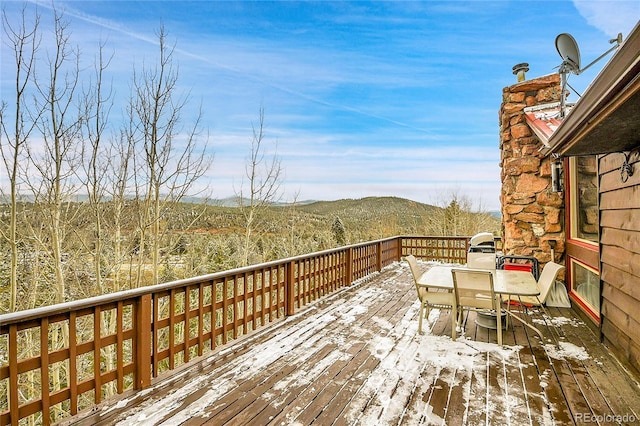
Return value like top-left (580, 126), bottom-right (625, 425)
top-left (523, 102), bottom-right (572, 154)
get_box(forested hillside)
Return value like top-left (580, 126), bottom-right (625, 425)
top-left (0, 196), bottom-right (499, 312)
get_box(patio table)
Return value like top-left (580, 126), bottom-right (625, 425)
top-left (416, 265), bottom-right (545, 338)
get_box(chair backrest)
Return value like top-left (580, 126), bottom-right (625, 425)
top-left (406, 255), bottom-right (425, 295)
top-left (537, 262), bottom-right (566, 303)
top-left (406, 255), bottom-right (420, 282)
top-left (467, 252), bottom-right (497, 270)
top-left (497, 255), bottom-right (540, 280)
top-left (451, 268), bottom-right (496, 310)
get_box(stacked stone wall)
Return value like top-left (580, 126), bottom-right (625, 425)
top-left (499, 74), bottom-right (565, 265)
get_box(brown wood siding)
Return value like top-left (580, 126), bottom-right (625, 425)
top-left (598, 149), bottom-right (640, 374)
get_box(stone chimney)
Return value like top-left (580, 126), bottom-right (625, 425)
top-left (499, 74), bottom-right (565, 265)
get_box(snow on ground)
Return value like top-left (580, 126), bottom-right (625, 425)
top-left (544, 341), bottom-right (590, 361)
top-left (341, 305), bottom-right (525, 425)
top-left (532, 315), bottom-right (584, 328)
top-left (108, 261), bottom-right (586, 425)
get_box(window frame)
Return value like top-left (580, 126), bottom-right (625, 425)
top-left (564, 156), bottom-right (601, 323)
top-left (567, 258), bottom-right (600, 321)
top-left (568, 156), bottom-right (599, 244)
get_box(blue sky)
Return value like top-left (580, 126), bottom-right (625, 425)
top-left (1, 1), bottom-right (638, 210)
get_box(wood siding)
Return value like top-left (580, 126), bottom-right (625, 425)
top-left (598, 149), bottom-right (640, 375)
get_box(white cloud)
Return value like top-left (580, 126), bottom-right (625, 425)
top-left (573, 1), bottom-right (639, 38)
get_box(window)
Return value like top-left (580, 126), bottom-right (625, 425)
top-left (570, 259), bottom-right (600, 318)
top-left (566, 155), bottom-right (600, 322)
top-left (569, 156), bottom-right (598, 243)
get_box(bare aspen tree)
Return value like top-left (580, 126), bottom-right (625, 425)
top-left (0, 6), bottom-right (43, 420)
top-left (79, 41), bottom-right (113, 295)
top-left (27, 9), bottom-right (84, 420)
top-left (128, 26), bottom-right (210, 286)
top-left (109, 129), bottom-right (135, 290)
top-left (0, 6), bottom-right (41, 313)
top-left (27, 8), bottom-right (83, 307)
top-left (78, 41), bottom-right (122, 398)
top-left (238, 107), bottom-right (283, 266)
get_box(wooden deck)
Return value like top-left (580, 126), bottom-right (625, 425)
top-left (68, 261), bottom-right (640, 425)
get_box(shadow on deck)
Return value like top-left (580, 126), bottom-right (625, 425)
top-left (68, 261), bottom-right (640, 425)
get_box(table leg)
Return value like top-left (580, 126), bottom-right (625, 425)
top-left (505, 296), bottom-right (545, 339)
top-left (505, 309), bottom-right (544, 338)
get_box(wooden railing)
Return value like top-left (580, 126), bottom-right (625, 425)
top-left (0, 235), bottom-right (486, 425)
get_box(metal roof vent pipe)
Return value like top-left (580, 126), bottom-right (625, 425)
top-left (512, 63), bottom-right (530, 82)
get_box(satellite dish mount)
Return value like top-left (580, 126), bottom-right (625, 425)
top-left (555, 32), bottom-right (623, 117)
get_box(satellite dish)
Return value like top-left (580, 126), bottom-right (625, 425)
top-left (555, 33), bottom-right (581, 74)
top-left (554, 31), bottom-right (622, 117)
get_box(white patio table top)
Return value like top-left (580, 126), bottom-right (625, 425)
top-left (416, 265), bottom-right (540, 297)
top-left (417, 265), bottom-right (544, 337)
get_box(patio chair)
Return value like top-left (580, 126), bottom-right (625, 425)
top-left (506, 262), bottom-right (566, 307)
top-left (451, 268), bottom-right (503, 346)
top-left (406, 255), bottom-right (457, 339)
top-left (497, 254), bottom-right (540, 280)
top-left (467, 251), bottom-right (497, 270)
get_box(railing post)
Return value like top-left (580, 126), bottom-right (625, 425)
top-left (9, 324), bottom-right (19, 426)
top-left (377, 241), bottom-right (383, 272)
top-left (286, 261), bottom-right (296, 316)
top-left (135, 293), bottom-right (152, 390)
top-left (346, 247), bottom-right (353, 285)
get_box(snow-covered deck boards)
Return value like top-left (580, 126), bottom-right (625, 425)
top-left (72, 261), bottom-right (640, 425)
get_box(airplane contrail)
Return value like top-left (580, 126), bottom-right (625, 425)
top-left (28, 0), bottom-right (435, 134)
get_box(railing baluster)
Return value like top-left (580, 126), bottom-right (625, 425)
top-left (183, 287), bottom-right (191, 364)
top-left (211, 279), bottom-right (217, 351)
top-left (40, 318), bottom-right (50, 425)
top-left (135, 294), bottom-right (152, 390)
top-left (117, 301), bottom-right (124, 393)
top-left (8, 324), bottom-right (18, 426)
top-left (93, 307), bottom-right (102, 404)
top-left (346, 247), bottom-right (353, 285)
top-left (286, 261), bottom-right (295, 316)
top-left (242, 272), bottom-right (248, 334)
top-left (259, 270), bottom-right (266, 326)
top-left (152, 295), bottom-right (160, 377)
top-left (233, 275), bottom-right (240, 338)
top-left (168, 289), bottom-right (175, 370)
top-left (69, 312), bottom-right (78, 416)
top-left (223, 277), bottom-right (229, 344)
top-left (198, 284), bottom-right (205, 356)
